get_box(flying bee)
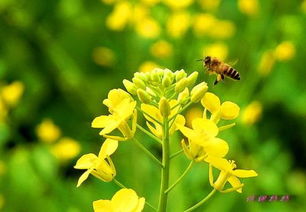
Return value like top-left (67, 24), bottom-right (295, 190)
top-left (198, 56), bottom-right (240, 85)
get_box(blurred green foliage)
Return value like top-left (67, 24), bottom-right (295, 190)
top-left (0, 0), bottom-right (305, 211)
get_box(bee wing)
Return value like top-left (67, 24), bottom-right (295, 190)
top-left (227, 59), bottom-right (239, 66)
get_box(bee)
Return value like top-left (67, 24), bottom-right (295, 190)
top-left (198, 56), bottom-right (240, 85)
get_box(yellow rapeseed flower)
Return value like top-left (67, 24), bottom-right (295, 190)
top-left (138, 61), bottom-right (160, 73)
top-left (209, 20), bottom-right (235, 39)
top-left (199, 0), bottom-right (220, 10)
top-left (141, 0), bottom-right (160, 6)
top-left (178, 118), bottom-right (229, 161)
top-left (201, 92), bottom-right (239, 123)
top-left (185, 107), bottom-right (202, 127)
top-left (141, 100), bottom-right (185, 138)
top-left (257, 50), bottom-right (275, 76)
top-left (167, 12), bottom-right (190, 38)
top-left (274, 41), bottom-right (296, 61)
top-left (92, 89), bottom-right (137, 141)
top-left (92, 47), bottom-right (115, 67)
top-left (150, 40), bottom-right (173, 58)
top-left (93, 188), bottom-right (145, 212)
top-left (131, 5), bottom-right (149, 25)
top-left (135, 17), bottom-right (160, 38)
top-left (206, 157), bottom-right (258, 193)
top-left (242, 101), bottom-right (262, 125)
top-left (202, 42), bottom-right (228, 61)
top-left (238, 0), bottom-right (259, 16)
top-left (163, 0), bottom-right (193, 10)
top-left (0, 81), bottom-right (24, 107)
top-left (74, 139), bottom-right (118, 187)
top-left (36, 119), bottom-right (61, 143)
top-left (106, 1), bottom-right (132, 31)
top-left (51, 137), bottom-right (81, 161)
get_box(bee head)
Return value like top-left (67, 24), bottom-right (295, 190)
top-left (204, 56), bottom-right (211, 65)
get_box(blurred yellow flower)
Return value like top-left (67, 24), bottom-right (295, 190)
top-left (199, 0), bottom-right (220, 10)
top-left (201, 92), bottom-right (240, 123)
top-left (193, 14), bottom-right (216, 37)
top-left (135, 17), bottom-right (160, 38)
top-left (242, 101), bottom-right (262, 125)
top-left (138, 61), bottom-right (160, 73)
top-left (203, 42), bottom-right (228, 61)
top-left (131, 5), bottom-right (149, 24)
top-left (209, 20), bottom-right (235, 39)
top-left (106, 1), bottom-right (132, 31)
top-left (274, 41), bottom-right (296, 61)
top-left (0, 81), bottom-right (24, 107)
top-left (257, 50), bottom-right (275, 76)
top-left (150, 40), bottom-right (173, 58)
top-left (0, 160), bottom-right (6, 176)
top-left (178, 118), bottom-right (229, 160)
top-left (36, 119), bottom-right (61, 143)
top-left (238, 0), bottom-right (259, 16)
top-left (93, 188), bottom-right (145, 212)
top-left (92, 89), bottom-right (137, 141)
top-left (51, 137), bottom-right (81, 161)
top-left (74, 139), bottom-right (118, 187)
top-left (141, 100), bottom-right (185, 138)
top-left (167, 12), bottom-right (190, 38)
top-left (185, 106), bottom-right (202, 127)
top-left (206, 157), bottom-right (258, 193)
top-left (163, 0), bottom-right (193, 10)
top-left (0, 194), bottom-right (4, 210)
top-left (92, 47), bottom-right (115, 67)
top-left (141, 0), bottom-right (160, 6)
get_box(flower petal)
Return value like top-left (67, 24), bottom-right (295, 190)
top-left (191, 118), bottom-right (219, 137)
top-left (111, 188), bottom-right (139, 212)
top-left (92, 115), bottom-right (111, 128)
top-left (98, 139), bottom-right (118, 158)
top-left (77, 169), bottom-right (92, 187)
top-left (204, 138), bottom-right (229, 157)
top-left (141, 104), bottom-right (162, 123)
top-left (201, 92), bottom-right (220, 113)
top-left (93, 200), bottom-right (113, 212)
top-left (74, 153), bottom-right (98, 169)
top-left (220, 101), bottom-right (240, 120)
top-left (100, 118), bottom-right (120, 135)
top-left (233, 169), bottom-right (258, 178)
top-left (205, 156), bottom-right (231, 172)
top-left (228, 176), bottom-right (243, 193)
top-left (177, 125), bottom-right (197, 141)
top-left (132, 197), bottom-right (145, 212)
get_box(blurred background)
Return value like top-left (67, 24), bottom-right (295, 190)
top-left (0, 0), bottom-right (305, 211)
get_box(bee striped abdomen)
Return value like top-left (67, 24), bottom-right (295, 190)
top-left (225, 67), bottom-right (240, 80)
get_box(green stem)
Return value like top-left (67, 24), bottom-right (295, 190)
top-left (165, 161), bottom-right (194, 194)
top-left (170, 149), bottom-right (184, 159)
top-left (133, 138), bottom-right (163, 167)
top-left (157, 117), bottom-right (170, 212)
top-left (113, 179), bottom-right (157, 211)
top-left (137, 124), bottom-right (162, 145)
top-left (184, 189), bottom-right (217, 212)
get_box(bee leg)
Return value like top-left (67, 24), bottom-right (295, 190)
top-left (214, 74), bottom-right (222, 85)
top-left (221, 74), bottom-right (225, 80)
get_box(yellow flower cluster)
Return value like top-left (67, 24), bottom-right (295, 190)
top-left (75, 68), bottom-right (257, 211)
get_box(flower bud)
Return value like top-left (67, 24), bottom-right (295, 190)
top-left (175, 69), bottom-right (187, 81)
top-left (175, 77), bottom-right (188, 93)
top-left (159, 97), bottom-right (170, 118)
top-left (134, 72), bottom-right (148, 82)
top-left (186, 72), bottom-right (199, 87)
top-left (162, 74), bottom-right (172, 87)
top-left (132, 77), bottom-right (146, 89)
top-left (178, 88), bottom-right (189, 104)
top-left (190, 82), bottom-right (208, 103)
top-left (137, 89), bottom-right (151, 104)
top-left (123, 79), bottom-right (137, 95)
top-left (150, 70), bottom-right (160, 83)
